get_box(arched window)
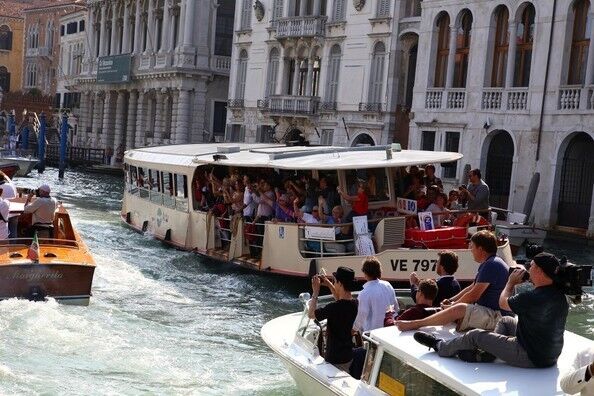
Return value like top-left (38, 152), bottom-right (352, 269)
top-left (0, 25), bottom-right (12, 51)
top-left (240, 0), bottom-right (252, 30)
top-left (312, 57), bottom-right (321, 95)
top-left (453, 10), bottom-right (472, 88)
top-left (0, 66), bottom-right (10, 92)
top-left (325, 45), bottom-right (341, 103)
top-left (569, 0), bottom-right (592, 84)
top-left (368, 42), bottom-right (386, 104)
top-left (266, 48), bottom-right (280, 96)
top-left (514, 4), bottom-right (535, 87)
top-left (235, 50), bottom-right (248, 99)
top-left (434, 12), bottom-right (450, 87)
top-left (491, 6), bottom-right (509, 87)
top-left (46, 21), bottom-right (54, 52)
top-left (333, 0), bottom-right (346, 20)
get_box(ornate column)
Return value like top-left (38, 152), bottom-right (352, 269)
top-left (292, 59), bottom-right (301, 95)
top-left (113, 91), bottom-right (126, 163)
top-left (146, 0), bottom-right (155, 53)
top-left (278, 55), bottom-right (288, 95)
top-left (122, 1), bottom-right (131, 53)
top-left (78, 92), bottom-right (89, 145)
top-left (305, 58), bottom-right (314, 96)
top-left (92, 91), bottom-right (104, 148)
top-left (169, 89), bottom-right (178, 142)
top-left (445, 25), bottom-right (457, 88)
top-left (182, 0), bottom-right (195, 47)
top-left (99, 4), bottom-right (107, 56)
top-left (313, 0), bottom-right (321, 16)
top-left (86, 91), bottom-right (94, 145)
top-left (585, 12), bottom-right (594, 86)
top-left (154, 89), bottom-right (165, 144)
top-left (505, 21), bottom-right (517, 88)
top-left (101, 91), bottom-right (114, 148)
top-left (299, 0), bottom-right (307, 16)
top-left (191, 82), bottom-right (207, 142)
top-left (110, 2), bottom-right (118, 55)
top-left (126, 90), bottom-right (138, 149)
top-left (87, 5), bottom-right (96, 61)
top-left (135, 90), bottom-right (147, 148)
top-left (175, 89), bottom-right (190, 144)
top-left (133, 0), bottom-right (142, 53)
top-left (160, 0), bottom-right (171, 52)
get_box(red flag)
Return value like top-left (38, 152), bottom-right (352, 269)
top-left (27, 232), bottom-right (39, 262)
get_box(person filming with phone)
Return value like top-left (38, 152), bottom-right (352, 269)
top-left (459, 169), bottom-right (490, 211)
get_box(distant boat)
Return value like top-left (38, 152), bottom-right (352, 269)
top-left (0, 155), bottom-right (37, 177)
top-left (0, 199), bottom-right (96, 305)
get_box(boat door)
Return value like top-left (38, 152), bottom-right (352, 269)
top-left (557, 132), bottom-right (594, 228)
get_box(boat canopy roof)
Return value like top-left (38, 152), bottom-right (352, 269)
top-left (124, 143), bottom-right (463, 171)
top-left (368, 324), bottom-right (592, 395)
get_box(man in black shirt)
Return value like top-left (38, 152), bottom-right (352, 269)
top-left (413, 253), bottom-right (569, 368)
top-left (308, 266), bottom-right (358, 372)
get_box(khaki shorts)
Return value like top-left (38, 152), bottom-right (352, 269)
top-left (457, 304), bottom-right (502, 332)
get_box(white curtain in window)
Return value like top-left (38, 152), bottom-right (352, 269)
top-left (368, 42), bottom-right (385, 103)
top-left (266, 48), bottom-right (280, 96)
top-left (325, 45), bottom-right (341, 102)
top-left (241, 0), bottom-right (252, 29)
top-left (236, 50), bottom-right (248, 99)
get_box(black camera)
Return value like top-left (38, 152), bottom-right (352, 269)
top-left (555, 259), bottom-right (592, 300)
top-left (509, 265), bottom-right (530, 282)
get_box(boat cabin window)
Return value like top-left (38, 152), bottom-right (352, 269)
top-left (344, 168), bottom-right (390, 202)
top-left (373, 351), bottom-right (458, 395)
top-left (137, 167), bottom-right (147, 187)
top-left (161, 172), bottom-right (174, 196)
top-left (176, 174), bottom-right (188, 198)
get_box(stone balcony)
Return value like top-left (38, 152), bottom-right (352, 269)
top-left (424, 88), bottom-right (466, 110)
top-left (481, 87), bottom-right (529, 112)
top-left (275, 16), bottom-right (327, 39)
top-left (26, 47), bottom-right (51, 58)
top-left (260, 95), bottom-right (320, 116)
top-left (210, 55), bottom-right (231, 75)
top-left (557, 85), bottom-right (594, 111)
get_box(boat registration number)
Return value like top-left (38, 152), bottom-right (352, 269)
top-left (390, 259), bottom-right (437, 273)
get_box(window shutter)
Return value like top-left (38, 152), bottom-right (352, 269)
top-left (333, 0), bottom-right (345, 21)
top-left (225, 123), bottom-right (232, 142)
top-left (378, 0), bottom-right (390, 17)
top-left (273, 0), bottom-right (284, 19)
top-left (239, 125), bottom-right (246, 142)
top-left (321, 129), bottom-right (333, 145)
top-left (256, 125), bottom-right (263, 142)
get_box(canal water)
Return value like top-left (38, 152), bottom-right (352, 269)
top-left (2, 169), bottom-right (593, 394)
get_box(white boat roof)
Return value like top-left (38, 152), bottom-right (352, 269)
top-left (124, 143), bottom-right (463, 171)
top-left (368, 324), bottom-right (593, 395)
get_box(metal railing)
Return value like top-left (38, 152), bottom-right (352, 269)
top-left (358, 102), bottom-right (383, 112)
top-left (227, 99), bottom-right (245, 108)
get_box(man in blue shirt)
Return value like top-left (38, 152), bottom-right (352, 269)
top-left (396, 230), bottom-right (508, 332)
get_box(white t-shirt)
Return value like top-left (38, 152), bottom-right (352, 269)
top-left (0, 182), bottom-right (16, 199)
top-left (0, 198), bottom-right (9, 239)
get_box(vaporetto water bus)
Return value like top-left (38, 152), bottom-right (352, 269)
top-left (121, 143), bottom-right (514, 283)
top-left (261, 293), bottom-right (592, 395)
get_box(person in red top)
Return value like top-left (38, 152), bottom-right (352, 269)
top-left (396, 279), bottom-right (438, 321)
top-left (338, 182), bottom-right (369, 223)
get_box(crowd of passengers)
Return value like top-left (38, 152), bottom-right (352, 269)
top-left (308, 230), bottom-right (591, 393)
top-left (190, 164), bottom-right (490, 230)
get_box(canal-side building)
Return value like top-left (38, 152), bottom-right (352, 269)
top-left (74, 0), bottom-right (235, 159)
top-left (22, 1), bottom-right (86, 99)
top-left (410, 0), bottom-right (594, 235)
top-left (0, 2), bottom-right (26, 94)
top-left (225, 0), bottom-right (422, 147)
top-left (57, 9), bottom-right (87, 111)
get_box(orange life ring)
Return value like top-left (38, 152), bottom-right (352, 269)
top-left (454, 213), bottom-right (489, 228)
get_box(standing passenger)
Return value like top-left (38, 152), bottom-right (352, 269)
top-left (353, 257), bottom-right (398, 332)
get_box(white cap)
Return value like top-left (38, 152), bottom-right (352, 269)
top-left (38, 184), bottom-right (51, 193)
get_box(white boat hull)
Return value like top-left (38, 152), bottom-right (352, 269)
top-left (0, 157), bottom-right (38, 176)
top-left (494, 221), bottom-right (546, 248)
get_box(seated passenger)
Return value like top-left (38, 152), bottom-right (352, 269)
top-left (396, 231), bottom-right (509, 332)
top-left (308, 267), bottom-right (358, 372)
top-left (0, 188), bottom-right (9, 240)
top-left (410, 250), bottom-right (461, 307)
top-left (396, 279), bottom-right (438, 321)
top-left (447, 189), bottom-right (461, 210)
top-left (426, 193), bottom-right (450, 227)
top-left (271, 192), bottom-right (295, 222)
top-left (353, 257), bottom-right (398, 332)
top-left (23, 184), bottom-right (57, 237)
top-left (423, 164), bottom-right (443, 191)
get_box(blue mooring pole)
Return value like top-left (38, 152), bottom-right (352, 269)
top-left (8, 110), bottom-right (15, 154)
top-left (22, 126), bottom-right (29, 150)
top-left (38, 112), bottom-right (46, 173)
top-left (59, 112), bottom-right (68, 179)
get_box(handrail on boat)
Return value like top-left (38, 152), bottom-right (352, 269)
top-left (0, 238), bottom-right (79, 248)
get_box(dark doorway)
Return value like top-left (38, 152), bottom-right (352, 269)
top-left (351, 133), bottom-right (375, 146)
top-left (286, 128), bottom-right (306, 145)
top-left (213, 101), bottom-right (227, 140)
top-left (485, 131), bottom-right (514, 209)
top-left (405, 44), bottom-right (417, 108)
top-left (557, 132), bottom-right (594, 228)
top-left (0, 66), bottom-right (10, 92)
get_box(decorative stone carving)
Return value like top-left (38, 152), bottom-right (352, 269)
top-left (353, 0), bottom-right (365, 11)
top-left (254, 0), bottom-right (265, 22)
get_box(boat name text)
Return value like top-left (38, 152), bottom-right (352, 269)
top-left (8, 271), bottom-right (64, 280)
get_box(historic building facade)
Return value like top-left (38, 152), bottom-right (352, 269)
top-left (411, 0), bottom-right (594, 235)
top-left (225, 0), bottom-right (421, 146)
top-left (22, 2), bottom-right (86, 97)
top-left (57, 9), bottom-right (87, 111)
top-left (74, 0), bottom-right (235, 158)
top-left (0, 4), bottom-right (27, 94)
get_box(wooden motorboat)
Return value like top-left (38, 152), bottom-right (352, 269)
top-left (0, 198), bottom-right (96, 305)
top-left (262, 293), bottom-right (594, 395)
top-left (0, 162), bottom-right (20, 179)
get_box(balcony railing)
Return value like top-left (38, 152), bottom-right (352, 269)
top-left (211, 55), bottom-right (231, 73)
top-left (257, 99), bottom-right (269, 109)
top-left (481, 87), bottom-right (528, 111)
top-left (319, 101), bottom-right (337, 111)
top-left (227, 99), bottom-right (245, 108)
top-left (481, 88), bottom-right (503, 110)
top-left (558, 86), bottom-right (581, 110)
top-left (276, 16), bottom-right (327, 39)
top-left (358, 102), bottom-right (383, 112)
top-left (425, 88), bottom-right (443, 109)
top-left (507, 88), bottom-right (528, 111)
top-left (267, 95), bottom-right (319, 115)
top-left (446, 89), bottom-right (466, 109)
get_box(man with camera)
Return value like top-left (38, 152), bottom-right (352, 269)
top-left (308, 267), bottom-right (358, 372)
top-left (459, 169), bottom-right (489, 211)
top-left (23, 184), bottom-right (57, 237)
top-left (413, 252), bottom-right (570, 368)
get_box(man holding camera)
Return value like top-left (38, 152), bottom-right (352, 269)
top-left (308, 267), bottom-right (358, 372)
top-left (413, 252), bottom-right (569, 368)
top-left (23, 184), bottom-right (57, 237)
top-left (460, 169), bottom-right (490, 211)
